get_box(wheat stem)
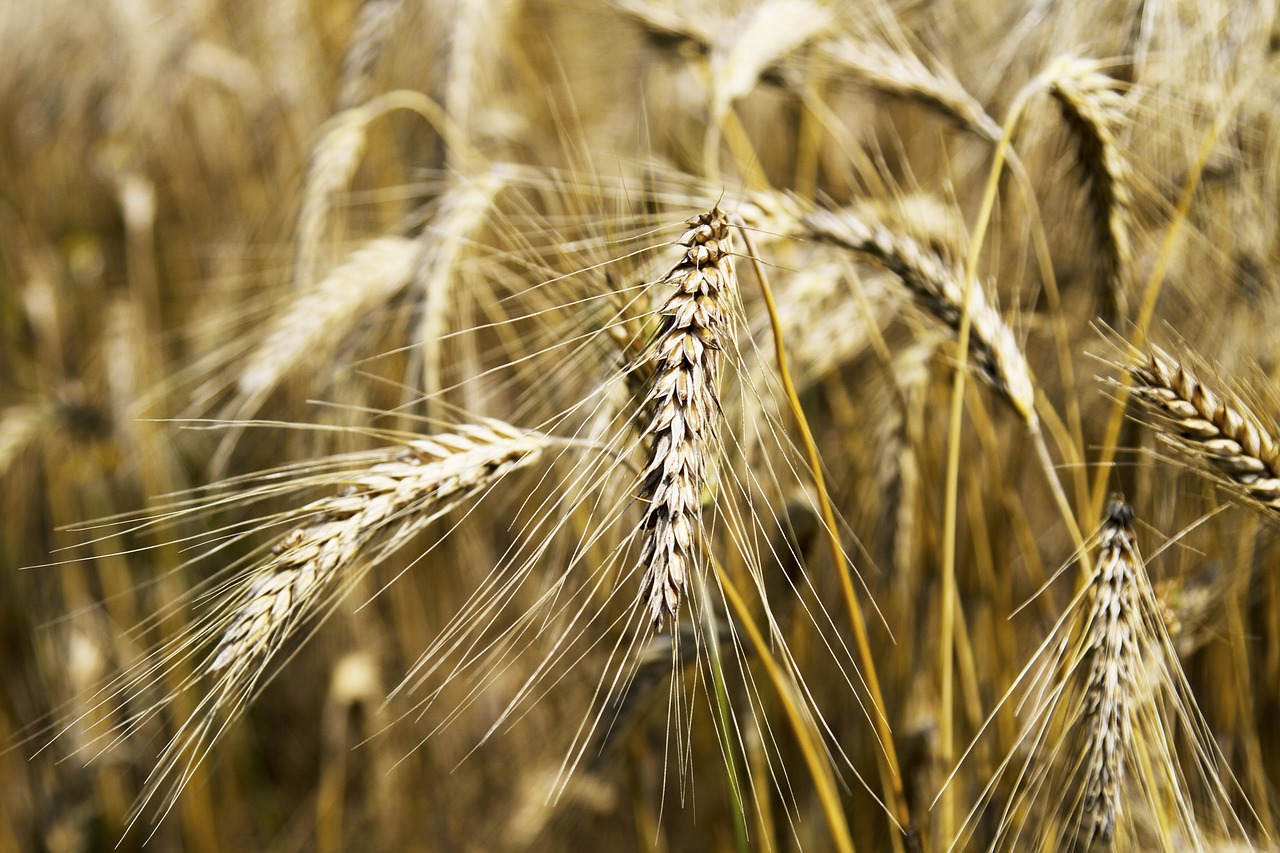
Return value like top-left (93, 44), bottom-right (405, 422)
top-left (712, 554), bottom-right (856, 853)
top-left (740, 225), bottom-right (911, 849)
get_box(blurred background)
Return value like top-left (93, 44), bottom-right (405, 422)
top-left (3, 0), bottom-right (1280, 851)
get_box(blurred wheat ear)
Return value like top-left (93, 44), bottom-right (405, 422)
top-left (801, 200), bottom-right (1036, 425)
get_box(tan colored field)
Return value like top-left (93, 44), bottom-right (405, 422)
top-left (2, 1), bottom-right (1279, 850)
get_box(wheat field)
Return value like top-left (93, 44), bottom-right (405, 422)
top-left (3, 0), bottom-right (1280, 850)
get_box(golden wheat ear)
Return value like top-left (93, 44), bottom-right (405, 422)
top-left (1044, 57), bottom-right (1135, 323)
top-left (814, 37), bottom-right (1002, 143)
top-left (119, 420), bottom-right (548, 828)
top-left (950, 493), bottom-right (1256, 851)
top-left (1124, 343), bottom-right (1280, 516)
top-left (1077, 495), bottom-right (1141, 847)
top-left (635, 207), bottom-right (737, 629)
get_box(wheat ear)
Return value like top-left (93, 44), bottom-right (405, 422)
top-left (334, 0), bottom-right (403, 110)
top-left (802, 204), bottom-right (1037, 425)
top-left (1126, 343), bottom-right (1280, 514)
top-left (294, 106), bottom-right (374, 289)
top-left (122, 419), bottom-right (547, 827)
top-left (234, 235), bottom-right (423, 408)
top-left (1045, 58), bottom-right (1135, 321)
top-left (1078, 496), bottom-right (1141, 846)
top-left (816, 37), bottom-right (1002, 143)
top-left (208, 420), bottom-right (546, 681)
top-left (636, 208), bottom-right (736, 628)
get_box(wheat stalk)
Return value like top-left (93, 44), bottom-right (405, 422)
top-left (1126, 343), bottom-right (1280, 515)
top-left (636, 207), bottom-right (736, 628)
top-left (802, 203), bottom-right (1037, 426)
top-left (745, 262), bottom-right (900, 394)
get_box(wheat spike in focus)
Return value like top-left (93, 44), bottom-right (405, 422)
top-left (636, 207), bottom-right (736, 629)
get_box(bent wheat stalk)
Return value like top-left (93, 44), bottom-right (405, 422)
top-left (636, 207), bottom-right (736, 628)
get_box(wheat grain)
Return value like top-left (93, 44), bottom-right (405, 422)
top-left (960, 492), bottom-right (1252, 851)
top-left (618, 4), bottom-right (1000, 147)
top-left (636, 207), bottom-right (736, 628)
